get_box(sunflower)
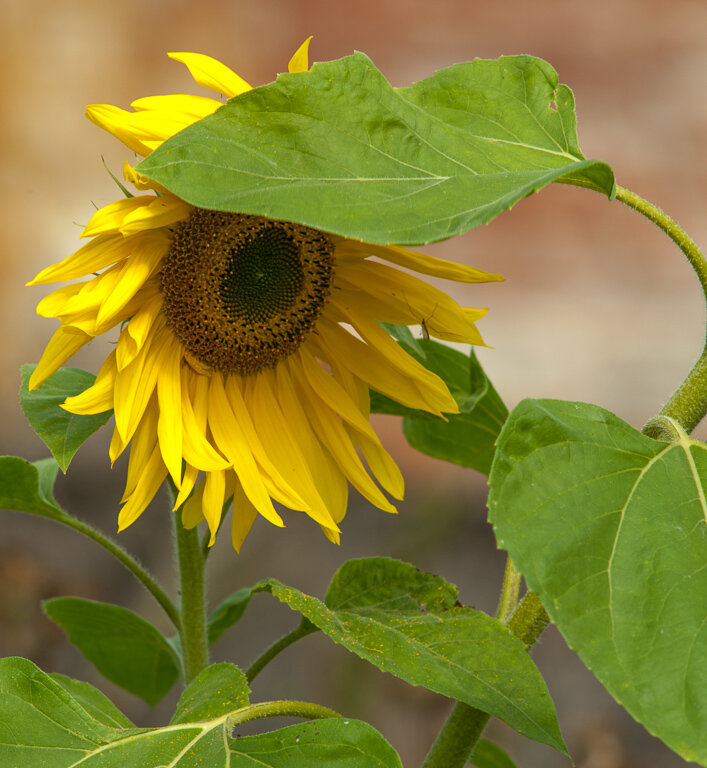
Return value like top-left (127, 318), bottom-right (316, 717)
top-left (28, 39), bottom-right (503, 551)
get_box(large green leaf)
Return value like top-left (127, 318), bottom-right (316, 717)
top-left (48, 672), bottom-right (135, 728)
top-left (255, 557), bottom-right (566, 754)
top-left (137, 53), bottom-right (614, 246)
top-left (0, 456), bottom-right (64, 519)
top-left (0, 658), bottom-right (401, 767)
top-left (43, 597), bottom-right (181, 706)
top-left (488, 399), bottom-right (707, 764)
top-left (20, 365), bottom-right (112, 472)
top-left (371, 340), bottom-right (508, 474)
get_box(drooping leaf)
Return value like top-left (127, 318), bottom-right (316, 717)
top-left (43, 597), bottom-right (181, 706)
top-left (0, 456), bottom-right (64, 519)
top-left (138, 53), bottom-right (614, 246)
top-left (255, 557), bottom-right (566, 754)
top-left (48, 672), bottom-right (135, 728)
top-left (371, 340), bottom-right (508, 474)
top-left (20, 365), bottom-right (112, 472)
top-left (171, 663), bottom-right (250, 724)
top-left (470, 739), bottom-right (519, 768)
top-left (207, 587), bottom-right (253, 645)
top-left (488, 399), bottom-right (707, 764)
top-left (0, 657), bottom-right (401, 767)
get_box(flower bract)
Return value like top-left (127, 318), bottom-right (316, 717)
top-left (28, 38), bottom-right (503, 550)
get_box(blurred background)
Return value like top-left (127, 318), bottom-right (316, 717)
top-left (2, 1), bottom-right (706, 766)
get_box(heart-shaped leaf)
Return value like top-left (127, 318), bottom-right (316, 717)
top-left (488, 399), bottom-right (707, 764)
top-left (138, 53), bottom-right (613, 246)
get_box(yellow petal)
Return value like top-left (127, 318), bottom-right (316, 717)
top-left (113, 320), bottom-right (166, 443)
top-left (222, 375), bottom-right (308, 510)
top-left (300, 381), bottom-right (396, 515)
top-left (29, 326), bottom-right (91, 391)
top-left (315, 318), bottom-right (449, 416)
top-left (202, 470), bottom-right (226, 545)
top-left (288, 36), bottom-right (313, 74)
top-left (231, 479), bottom-right (259, 553)
top-left (131, 93), bottom-right (221, 118)
top-left (118, 196), bottom-right (190, 236)
top-left (174, 463), bottom-right (201, 511)
top-left (62, 350), bottom-right (117, 415)
top-left (27, 234), bottom-right (132, 286)
top-left (118, 443), bottom-right (167, 531)
top-left (278, 360), bottom-right (348, 525)
top-left (245, 370), bottom-right (338, 532)
top-left (168, 52), bottom-right (252, 98)
top-left (338, 238), bottom-right (504, 284)
top-left (85, 104), bottom-right (155, 156)
top-left (181, 470), bottom-right (205, 527)
top-left (156, 334), bottom-right (184, 487)
top-left (81, 196), bottom-right (154, 239)
top-left (122, 398), bottom-right (160, 500)
top-left (180, 368), bottom-right (230, 471)
top-left (95, 235), bottom-right (167, 328)
top-left (207, 374), bottom-right (284, 527)
top-left (116, 292), bottom-right (163, 371)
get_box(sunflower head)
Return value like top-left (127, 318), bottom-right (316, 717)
top-left (27, 39), bottom-right (503, 551)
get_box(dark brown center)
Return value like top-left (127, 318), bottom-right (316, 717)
top-left (160, 210), bottom-right (335, 375)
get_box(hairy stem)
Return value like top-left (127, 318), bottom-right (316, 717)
top-left (616, 185), bottom-right (707, 433)
top-left (246, 620), bottom-right (318, 683)
top-left (173, 509), bottom-right (209, 683)
top-left (48, 512), bottom-right (179, 628)
top-left (228, 700), bottom-right (341, 727)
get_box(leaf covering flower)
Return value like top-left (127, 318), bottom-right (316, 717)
top-left (28, 39), bottom-right (503, 550)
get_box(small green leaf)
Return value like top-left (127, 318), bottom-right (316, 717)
top-left (489, 399), bottom-right (707, 764)
top-left (208, 587), bottom-right (253, 645)
top-left (0, 657), bottom-right (401, 767)
top-left (255, 557), bottom-right (566, 754)
top-left (48, 672), bottom-right (134, 728)
top-left (137, 53), bottom-right (613, 246)
top-left (470, 739), bottom-right (519, 768)
top-left (0, 456), bottom-right (64, 519)
top-left (43, 597), bottom-right (180, 706)
top-left (371, 342), bottom-right (508, 474)
top-left (171, 663), bottom-right (250, 724)
top-left (20, 365), bottom-right (112, 472)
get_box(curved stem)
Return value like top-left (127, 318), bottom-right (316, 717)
top-left (616, 185), bottom-right (707, 434)
top-left (173, 508), bottom-right (209, 683)
top-left (421, 565), bottom-right (548, 768)
top-left (247, 620), bottom-right (318, 683)
top-left (47, 511), bottom-right (179, 628)
top-left (228, 700), bottom-right (341, 728)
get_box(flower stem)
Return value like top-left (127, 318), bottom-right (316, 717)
top-left (615, 185), bottom-right (707, 434)
top-left (173, 508), bottom-right (209, 683)
top-left (420, 561), bottom-right (548, 768)
top-left (228, 700), bottom-right (341, 727)
top-left (246, 619), bottom-right (318, 683)
top-left (46, 511), bottom-right (179, 628)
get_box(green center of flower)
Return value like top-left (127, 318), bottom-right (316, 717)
top-left (160, 210), bottom-right (335, 375)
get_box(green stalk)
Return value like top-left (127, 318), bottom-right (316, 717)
top-left (246, 620), bottom-right (318, 683)
top-left (421, 558), bottom-right (548, 768)
top-left (615, 185), bottom-right (707, 434)
top-left (45, 511), bottom-right (179, 628)
top-left (228, 700), bottom-right (341, 727)
top-left (173, 508), bottom-right (209, 682)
